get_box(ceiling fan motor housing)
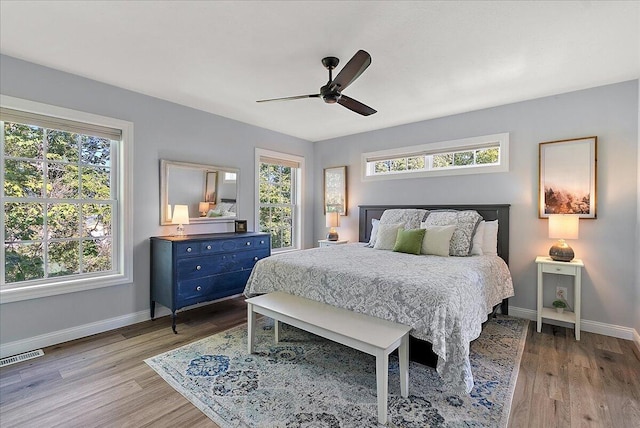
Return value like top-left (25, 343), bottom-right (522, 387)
top-left (320, 84), bottom-right (341, 104)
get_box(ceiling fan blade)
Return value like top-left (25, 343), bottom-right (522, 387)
top-left (337, 95), bottom-right (377, 116)
top-left (256, 94), bottom-right (320, 103)
top-left (331, 50), bottom-right (371, 91)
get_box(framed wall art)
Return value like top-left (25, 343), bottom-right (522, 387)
top-left (539, 136), bottom-right (597, 218)
top-left (324, 166), bottom-right (347, 216)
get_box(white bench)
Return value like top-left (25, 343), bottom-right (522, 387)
top-left (246, 291), bottom-right (411, 425)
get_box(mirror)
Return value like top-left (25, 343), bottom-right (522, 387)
top-left (160, 159), bottom-right (239, 225)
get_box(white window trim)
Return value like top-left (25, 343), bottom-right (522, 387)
top-left (361, 133), bottom-right (509, 181)
top-left (0, 95), bottom-right (134, 304)
top-left (255, 148), bottom-right (304, 252)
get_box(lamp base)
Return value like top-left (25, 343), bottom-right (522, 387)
top-left (327, 229), bottom-right (339, 241)
top-left (549, 239), bottom-right (574, 262)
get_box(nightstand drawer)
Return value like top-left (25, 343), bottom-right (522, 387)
top-left (541, 263), bottom-right (578, 276)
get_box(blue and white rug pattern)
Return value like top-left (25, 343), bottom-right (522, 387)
top-left (145, 316), bottom-right (528, 427)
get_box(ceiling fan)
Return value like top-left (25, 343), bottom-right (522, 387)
top-left (256, 50), bottom-right (377, 116)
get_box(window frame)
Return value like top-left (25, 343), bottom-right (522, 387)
top-left (361, 133), bottom-right (509, 181)
top-left (255, 148), bottom-right (304, 253)
top-left (0, 95), bottom-right (133, 303)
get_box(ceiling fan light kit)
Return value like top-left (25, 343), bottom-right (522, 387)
top-left (257, 50), bottom-right (377, 116)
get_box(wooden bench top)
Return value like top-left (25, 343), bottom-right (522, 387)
top-left (246, 291), bottom-right (411, 350)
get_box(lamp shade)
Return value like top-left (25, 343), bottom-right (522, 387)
top-left (325, 211), bottom-right (340, 228)
top-left (172, 205), bottom-right (190, 225)
top-left (199, 202), bottom-right (209, 214)
top-left (548, 215), bottom-right (579, 239)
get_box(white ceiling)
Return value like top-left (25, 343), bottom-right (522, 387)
top-left (1, 1), bottom-right (638, 142)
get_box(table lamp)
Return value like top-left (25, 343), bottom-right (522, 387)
top-left (548, 215), bottom-right (579, 262)
top-left (172, 205), bottom-right (190, 236)
top-left (199, 202), bottom-right (209, 217)
top-left (326, 211), bottom-right (340, 241)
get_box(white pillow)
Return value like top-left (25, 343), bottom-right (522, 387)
top-left (373, 223), bottom-right (404, 250)
top-left (420, 225), bottom-right (456, 256)
top-left (470, 221), bottom-right (485, 256)
top-left (367, 218), bottom-right (380, 247)
top-left (481, 220), bottom-right (499, 255)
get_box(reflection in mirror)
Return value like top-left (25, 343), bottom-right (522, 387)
top-left (160, 160), bottom-right (239, 225)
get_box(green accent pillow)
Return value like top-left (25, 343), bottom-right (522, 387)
top-left (392, 228), bottom-right (426, 255)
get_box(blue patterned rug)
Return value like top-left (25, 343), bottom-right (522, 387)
top-left (145, 315), bottom-right (528, 427)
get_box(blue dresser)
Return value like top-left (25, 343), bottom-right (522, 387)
top-left (150, 232), bottom-right (271, 333)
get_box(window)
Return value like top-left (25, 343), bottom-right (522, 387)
top-left (223, 171), bottom-right (237, 183)
top-left (255, 149), bottom-right (304, 252)
top-left (1, 96), bottom-right (133, 303)
top-left (362, 133), bottom-right (509, 181)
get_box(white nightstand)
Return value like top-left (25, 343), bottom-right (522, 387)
top-left (318, 239), bottom-right (348, 247)
top-left (535, 256), bottom-right (584, 340)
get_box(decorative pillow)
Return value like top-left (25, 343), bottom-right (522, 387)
top-left (367, 218), bottom-right (380, 247)
top-left (420, 225), bottom-right (456, 256)
top-left (393, 228), bottom-right (426, 255)
top-left (369, 209), bottom-right (428, 247)
top-left (470, 221), bottom-right (485, 256)
top-left (481, 220), bottom-right (499, 255)
top-left (421, 210), bottom-right (482, 256)
top-left (373, 223), bottom-right (404, 250)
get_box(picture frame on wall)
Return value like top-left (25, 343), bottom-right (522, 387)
top-left (234, 220), bottom-right (248, 233)
top-left (539, 136), bottom-right (597, 218)
top-left (323, 166), bottom-right (347, 216)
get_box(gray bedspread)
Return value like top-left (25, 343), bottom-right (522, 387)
top-left (244, 243), bottom-right (514, 393)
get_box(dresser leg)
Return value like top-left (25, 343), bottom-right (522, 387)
top-left (171, 312), bottom-right (177, 334)
top-left (150, 301), bottom-right (156, 320)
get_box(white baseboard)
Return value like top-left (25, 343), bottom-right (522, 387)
top-left (509, 306), bottom-right (638, 341)
top-left (0, 306), bottom-right (171, 359)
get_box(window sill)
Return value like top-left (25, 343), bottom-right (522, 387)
top-left (0, 273), bottom-right (133, 304)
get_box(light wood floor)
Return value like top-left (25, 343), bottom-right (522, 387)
top-left (1, 297), bottom-right (639, 427)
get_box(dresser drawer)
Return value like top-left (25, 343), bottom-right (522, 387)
top-left (177, 249), bottom-right (270, 280)
top-left (177, 271), bottom-right (251, 305)
top-left (541, 263), bottom-right (578, 276)
top-left (176, 242), bottom-right (201, 256)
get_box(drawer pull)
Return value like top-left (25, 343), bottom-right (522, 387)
top-left (196, 286), bottom-right (202, 291)
top-left (207, 245), bottom-right (212, 250)
top-left (186, 247), bottom-right (192, 253)
top-left (246, 242), bottom-right (251, 246)
top-left (196, 265), bottom-right (202, 270)
top-left (260, 240), bottom-right (265, 244)
top-left (254, 256), bottom-right (259, 261)
top-left (556, 268), bottom-right (561, 272)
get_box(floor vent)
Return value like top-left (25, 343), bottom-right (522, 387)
top-left (0, 349), bottom-right (44, 367)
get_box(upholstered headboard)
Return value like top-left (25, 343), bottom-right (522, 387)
top-left (358, 204), bottom-right (510, 266)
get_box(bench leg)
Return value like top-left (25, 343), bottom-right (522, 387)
top-left (376, 350), bottom-right (389, 425)
top-left (399, 334), bottom-right (409, 398)
top-left (247, 303), bottom-right (255, 354)
top-left (274, 319), bottom-right (280, 343)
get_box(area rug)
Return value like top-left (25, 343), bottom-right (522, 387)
top-left (145, 316), bottom-right (528, 427)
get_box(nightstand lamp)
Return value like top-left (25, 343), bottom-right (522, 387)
top-left (548, 214), bottom-right (579, 262)
top-left (326, 211), bottom-right (340, 241)
top-left (198, 201), bottom-right (209, 217)
top-left (172, 204), bottom-right (190, 236)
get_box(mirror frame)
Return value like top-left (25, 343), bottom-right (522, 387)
top-left (160, 159), bottom-right (240, 225)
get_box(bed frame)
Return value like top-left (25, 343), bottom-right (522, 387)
top-left (358, 204), bottom-right (511, 366)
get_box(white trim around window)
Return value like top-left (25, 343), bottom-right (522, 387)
top-left (362, 133), bottom-right (509, 181)
top-left (255, 148), bottom-right (305, 252)
top-left (0, 95), bottom-right (134, 303)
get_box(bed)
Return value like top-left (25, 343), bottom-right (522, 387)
top-left (244, 204), bottom-right (514, 393)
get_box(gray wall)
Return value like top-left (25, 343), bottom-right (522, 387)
top-left (0, 55), bottom-right (315, 344)
top-left (314, 80), bottom-right (639, 330)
